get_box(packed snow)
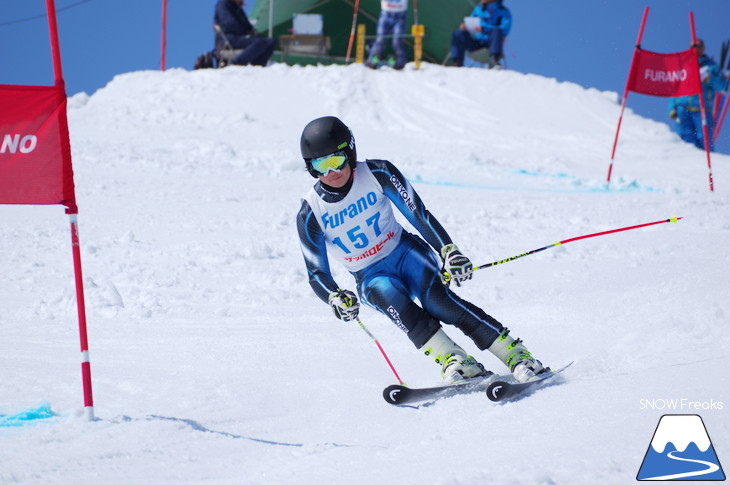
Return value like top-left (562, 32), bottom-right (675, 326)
top-left (1, 62), bottom-right (729, 484)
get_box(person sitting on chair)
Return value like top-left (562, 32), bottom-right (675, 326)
top-left (214, 0), bottom-right (275, 67)
top-left (449, 0), bottom-right (511, 69)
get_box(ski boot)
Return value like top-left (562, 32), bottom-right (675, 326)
top-left (365, 55), bottom-right (380, 70)
top-left (488, 328), bottom-right (547, 383)
top-left (421, 329), bottom-right (489, 383)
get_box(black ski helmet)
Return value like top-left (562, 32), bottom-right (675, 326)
top-left (300, 116), bottom-right (357, 178)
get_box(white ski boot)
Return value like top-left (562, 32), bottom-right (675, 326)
top-left (488, 328), bottom-right (546, 383)
top-left (421, 329), bottom-right (488, 383)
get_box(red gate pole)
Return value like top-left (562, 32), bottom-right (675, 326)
top-left (607, 6), bottom-right (649, 184)
top-left (689, 12), bottom-right (714, 192)
top-left (46, 0), bottom-right (64, 85)
top-left (67, 210), bottom-right (94, 420)
top-left (161, 0), bottom-right (168, 71)
top-left (46, 0), bottom-right (95, 420)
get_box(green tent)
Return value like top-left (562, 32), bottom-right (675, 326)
top-left (249, 0), bottom-right (477, 64)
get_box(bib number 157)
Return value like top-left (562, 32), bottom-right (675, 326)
top-left (332, 212), bottom-right (381, 254)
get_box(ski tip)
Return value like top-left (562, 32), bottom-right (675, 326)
top-left (558, 360), bottom-right (575, 372)
top-left (486, 381), bottom-right (509, 402)
top-left (383, 384), bottom-right (407, 405)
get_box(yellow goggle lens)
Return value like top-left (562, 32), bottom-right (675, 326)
top-left (310, 151), bottom-right (348, 175)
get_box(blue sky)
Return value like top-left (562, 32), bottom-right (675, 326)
top-left (2, 0), bottom-right (728, 153)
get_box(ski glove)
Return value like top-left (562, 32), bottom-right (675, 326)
top-left (328, 289), bottom-right (360, 322)
top-left (440, 243), bottom-right (473, 287)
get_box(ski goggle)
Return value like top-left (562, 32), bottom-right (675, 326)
top-left (309, 151), bottom-right (349, 175)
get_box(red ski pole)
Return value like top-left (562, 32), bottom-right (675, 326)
top-left (357, 318), bottom-right (406, 385)
top-left (464, 217), bottom-right (682, 272)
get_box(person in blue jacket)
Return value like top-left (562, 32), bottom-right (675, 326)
top-left (449, 0), bottom-right (511, 68)
top-left (668, 39), bottom-right (726, 151)
top-left (214, 0), bottom-right (275, 67)
top-left (296, 116), bottom-right (548, 384)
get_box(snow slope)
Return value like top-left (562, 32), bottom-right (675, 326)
top-left (1, 62), bottom-right (729, 484)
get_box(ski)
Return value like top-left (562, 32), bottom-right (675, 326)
top-left (486, 362), bottom-right (573, 402)
top-left (383, 362), bottom-right (573, 405)
top-left (383, 373), bottom-right (498, 405)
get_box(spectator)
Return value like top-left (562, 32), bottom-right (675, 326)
top-left (668, 39), bottom-right (726, 151)
top-left (366, 0), bottom-right (409, 70)
top-left (449, 0), bottom-right (511, 69)
top-left (214, 0), bottom-right (275, 67)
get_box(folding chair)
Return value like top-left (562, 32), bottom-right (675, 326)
top-left (213, 24), bottom-right (244, 68)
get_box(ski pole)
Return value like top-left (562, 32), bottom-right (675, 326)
top-left (345, 0), bottom-right (361, 63)
top-left (356, 318), bottom-right (406, 385)
top-left (472, 216), bottom-right (682, 271)
top-left (442, 217), bottom-right (682, 283)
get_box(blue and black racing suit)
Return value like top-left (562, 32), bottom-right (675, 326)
top-left (296, 159), bottom-right (504, 350)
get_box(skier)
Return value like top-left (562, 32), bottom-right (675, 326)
top-left (296, 116), bottom-right (547, 384)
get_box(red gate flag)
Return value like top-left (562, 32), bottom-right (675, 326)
top-left (608, 8), bottom-right (714, 192)
top-left (1, 0), bottom-right (94, 421)
top-left (0, 84), bottom-right (76, 207)
top-left (627, 48), bottom-right (702, 97)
